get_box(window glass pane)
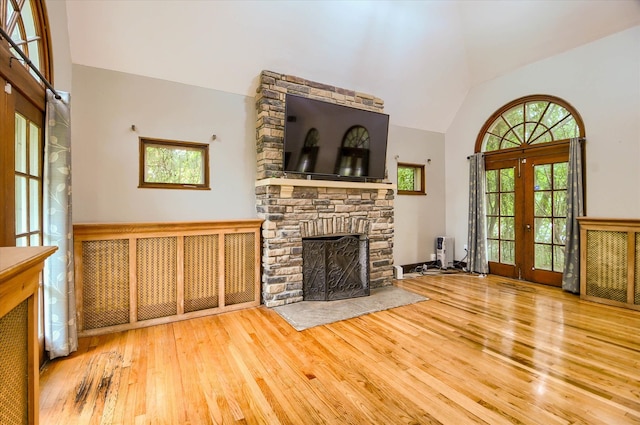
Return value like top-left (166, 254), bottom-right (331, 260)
top-left (16, 236), bottom-right (28, 247)
top-left (530, 131), bottom-right (553, 145)
top-left (28, 40), bottom-right (41, 78)
top-left (487, 194), bottom-right (498, 214)
top-left (501, 217), bottom-right (514, 240)
top-left (500, 193), bottom-right (514, 216)
top-left (144, 143), bottom-right (205, 185)
top-left (486, 170), bottom-right (498, 193)
top-left (535, 244), bottom-right (552, 271)
top-left (513, 123), bottom-right (525, 146)
top-left (534, 191), bottom-right (552, 217)
top-left (487, 239), bottom-right (499, 262)
top-left (483, 134), bottom-right (501, 152)
top-left (551, 117), bottom-right (578, 140)
top-left (553, 191), bottom-right (567, 217)
top-left (29, 122), bottom-right (40, 176)
top-left (16, 176), bottom-right (28, 234)
top-left (30, 233), bottom-right (41, 246)
top-left (488, 117), bottom-right (510, 137)
top-left (541, 104), bottom-right (569, 128)
top-left (501, 131), bottom-right (520, 148)
top-left (501, 241), bottom-right (515, 265)
top-left (526, 101), bottom-right (548, 122)
top-left (528, 124), bottom-right (548, 144)
top-left (503, 105), bottom-right (523, 127)
top-left (553, 162), bottom-right (567, 189)
top-left (554, 245), bottom-right (565, 272)
top-left (15, 114), bottom-right (27, 173)
top-left (500, 168), bottom-right (514, 192)
top-left (30, 179), bottom-right (40, 231)
top-left (534, 164), bottom-right (551, 190)
top-left (397, 167), bottom-right (415, 191)
top-left (535, 218), bottom-right (552, 244)
top-left (553, 218), bottom-right (567, 245)
top-left (487, 216), bottom-right (499, 239)
top-left (22, 0), bottom-right (37, 38)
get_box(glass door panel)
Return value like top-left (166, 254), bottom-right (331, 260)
top-left (522, 152), bottom-right (569, 286)
top-left (485, 159), bottom-right (519, 278)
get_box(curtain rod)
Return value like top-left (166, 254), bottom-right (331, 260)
top-left (0, 27), bottom-right (61, 100)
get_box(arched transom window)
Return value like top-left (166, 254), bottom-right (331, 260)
top-left (1, 0), bottom-right (52, 81)
top-left (476, 95), bottom-right (585, 153)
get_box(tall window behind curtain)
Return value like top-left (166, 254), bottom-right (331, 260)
top-left (561, 138), bottom-right (584, 293)
top-left (43, 90), bottom-right (76, 358)
top-left (467, 153), bottom-right (489, 274)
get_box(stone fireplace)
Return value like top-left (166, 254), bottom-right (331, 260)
top-left (255, 71), bottom-right (395, 307)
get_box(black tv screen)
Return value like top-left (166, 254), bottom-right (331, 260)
top-left (283, 94), bottom-right (389, 180)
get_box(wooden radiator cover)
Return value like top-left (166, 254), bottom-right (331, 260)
top-left (74, 220), bottom-right (262, 336)
top-left (578, 217), bottom-right (640, 311)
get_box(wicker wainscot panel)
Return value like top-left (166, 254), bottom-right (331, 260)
top-left (224, 232), bottom-right (256, 305)
top-left (137, 237), bottom-right (177, 321)
top-left (0, 300), bottom-right (28, 425)
top-left (184, 234), bottom-right (219, 312)
top-left (81, 239), bottom-right (130, 329)
top-left (585, 230), bottom-right (627, 303)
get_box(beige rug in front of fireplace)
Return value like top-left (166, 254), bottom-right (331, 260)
top-left (271, 286), bottom-right (428, 331)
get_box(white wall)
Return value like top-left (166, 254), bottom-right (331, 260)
top-left (387, 125), bottom-right (446, 266)
top-left (71, 65), bottom-right (258, 223)
top-left (445, 26), bottom-right (640, 260)
top-left (45, 0), bottom-right (72, 92)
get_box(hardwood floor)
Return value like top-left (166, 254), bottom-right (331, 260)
top-left (39, 274), bottom-right (640, 424)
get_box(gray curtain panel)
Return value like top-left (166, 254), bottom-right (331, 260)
top-left (561, 138), bottom-right (584, 294)
top-left (467, 153), bottom-right (489, 274)
top-left (43, 90), bottom-right (78, 358)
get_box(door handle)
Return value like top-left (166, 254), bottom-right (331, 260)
top-left (526, 224), bottom-right (531, 231)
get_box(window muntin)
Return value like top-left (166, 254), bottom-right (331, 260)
top-left (139, 138), bottom-right (210, 190)
top-left (2, 0), bottom-right (51, 81)
top-left (478, 96), bottom-right (583, 153)
top-left (397, 163), bottom-right (425, 195)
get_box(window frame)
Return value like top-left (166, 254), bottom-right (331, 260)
top-left (139, 137), bottom-right (210, 190)
top-left (397, 162), bottom-right (426, 195)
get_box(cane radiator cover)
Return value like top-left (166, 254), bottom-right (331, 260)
top-left (0, 300), bottom-right (28, 425)
top-left (585, 230), bottom-right (627, 303)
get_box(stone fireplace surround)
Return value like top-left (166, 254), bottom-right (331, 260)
top-left (255, 71), bottom-right (395, 307)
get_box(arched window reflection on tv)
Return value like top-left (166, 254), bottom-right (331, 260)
top-left (296, 128), bottom-right (319, 172)
top-left (335, 126), bottom-right (370, 177)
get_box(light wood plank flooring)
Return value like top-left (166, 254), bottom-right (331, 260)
top-left (40, 274), bottom-right (640, 424)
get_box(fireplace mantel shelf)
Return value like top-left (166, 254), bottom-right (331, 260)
top-left (256, 178), bottom-right (396, 199)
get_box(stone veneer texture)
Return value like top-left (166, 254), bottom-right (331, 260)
top-left (255, 70), bottom-right (394, 307)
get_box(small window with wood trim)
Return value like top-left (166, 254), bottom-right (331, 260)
top-left (397, 163), bottom-right (425, 195)
top-left (139, 138), bottom-right (210, 190)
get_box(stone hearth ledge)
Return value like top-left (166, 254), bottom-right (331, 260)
top-left (255, 178), bottom-right (396, 199)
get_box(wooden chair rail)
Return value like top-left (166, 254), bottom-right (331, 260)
top-left (578, 217), bottom-right (640, 311)
top-left (73, 220), bottom-right (263, 336)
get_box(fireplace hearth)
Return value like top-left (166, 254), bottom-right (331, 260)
top-left (302, 234), bottom-right (369, 301)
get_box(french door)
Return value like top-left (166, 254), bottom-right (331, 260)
top-left (486, 144), bottom-right (569, 286)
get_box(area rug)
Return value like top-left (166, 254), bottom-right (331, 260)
top-left (272, 286), bottom-right (428, 331)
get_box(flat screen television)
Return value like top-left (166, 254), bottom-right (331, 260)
top-left (283, 94), bottom-right (389, 180)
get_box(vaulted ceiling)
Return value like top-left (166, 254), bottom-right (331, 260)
top-left (63, 0), bottom-right (640, 133)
